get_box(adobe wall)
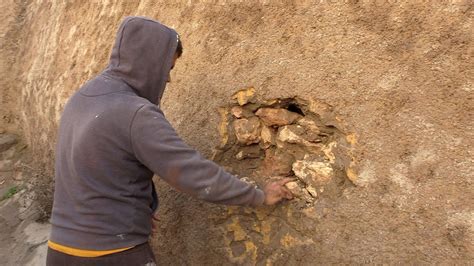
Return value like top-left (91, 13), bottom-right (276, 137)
top-left (1, 1), bottom-right (472, 264)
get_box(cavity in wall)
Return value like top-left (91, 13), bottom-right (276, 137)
top-left (211, 87), bottom-right (358, 264)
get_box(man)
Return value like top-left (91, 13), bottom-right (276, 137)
top-left (47, 16), bottom-right (292, 265)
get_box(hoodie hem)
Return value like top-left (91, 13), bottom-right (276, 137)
top-left (50, 226), bottom-right (149, 251)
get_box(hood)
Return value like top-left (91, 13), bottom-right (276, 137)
top-left (105, 16), bottom-right (179, 105)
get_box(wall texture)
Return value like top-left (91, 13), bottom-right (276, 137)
top-left (1, 0), bottom-right (472, 264)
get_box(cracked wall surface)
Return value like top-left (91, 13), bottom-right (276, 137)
top-left (1, 1), bottom-right (472, 264)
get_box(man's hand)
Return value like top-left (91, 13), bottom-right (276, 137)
top-left (263, 178), bottom-right (294, 205)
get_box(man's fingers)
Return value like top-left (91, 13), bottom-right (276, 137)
top-left (276, 186), bottom-right (293, 200)
top-left (281, 187), bottom-right (293, 199)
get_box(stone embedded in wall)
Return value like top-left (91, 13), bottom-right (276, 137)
top-left (297, 117), bottom-right (322, 135)
top-left (255, 108), bottom-right (302, 127)
top-left (345, 162), bottom-right (358, 183)
top-left (243, 103), bottom-right (261, 112)
top-left (277, 125), bottom-right (321, 148)
top-left (260, 125), bottom-right (276, 149)
top-left (285, 120), bottom-right (325, 144)
top-left (232, 87), bottom-right (256, 106)
top-left (322, 142), bottom-right (337, 164)
top-left (231, 106), bottom-right (254, 119)
top-left (217, 107), bottom-right (232, 149)
top-left (235, 145), bottom-right (262, 160)
top-left (277, 125), bottom-right (304, 143)
top-left (296, 97), bottom-right (334, 123)
top-left (260, 148), bottom-right (294, 176)
top-left (233, 117), bottom-right (261, 145)
top-left (285, 181), bottom-right (304, 197)
top-left (292, 155), bottom-right (334, 187)
top-left (305, 185), bottom-right (318, 198)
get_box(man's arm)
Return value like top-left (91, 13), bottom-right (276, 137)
top-left (131, 105), bottom-right (291, 207)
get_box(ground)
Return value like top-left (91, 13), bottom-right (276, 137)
top-left (0, 134), bottom-right (50, 265)
top-left (0, 0), bottom-right (472, 265)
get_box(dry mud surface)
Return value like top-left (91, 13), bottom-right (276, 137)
top-left (1, 0), bottom-right (473, 265)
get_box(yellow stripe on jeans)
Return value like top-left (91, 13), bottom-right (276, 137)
top-left (48, 240), bottom-right (134, 258)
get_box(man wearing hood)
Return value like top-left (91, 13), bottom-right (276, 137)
top-left (46, 17), bottom-right (292, 265)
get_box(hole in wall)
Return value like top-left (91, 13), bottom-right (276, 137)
top-left (214, 88), bottom-right (357, 209)
top-left (286, 103), bottom-right (304, 116)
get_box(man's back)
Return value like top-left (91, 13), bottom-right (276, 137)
top-left (51, 75), bottom-right (155, 250)
top-left (47, 16), bottom-right (290, 266)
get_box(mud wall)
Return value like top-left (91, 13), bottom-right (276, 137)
top-left (1, 0), bottom-right (472, 264)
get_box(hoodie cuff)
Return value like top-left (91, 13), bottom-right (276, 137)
top-left (252, 188), bottom-right (265, 207)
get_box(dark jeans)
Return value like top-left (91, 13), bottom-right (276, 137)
top-left (46, 242), bottom-right (156, 266)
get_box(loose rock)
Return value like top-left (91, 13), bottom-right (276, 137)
top-left (255, 108), bottom-right (301, 126)
top-left (292, 156), bottom-right (334, 186)
top-left (233, 117), bottom-right (261, 145)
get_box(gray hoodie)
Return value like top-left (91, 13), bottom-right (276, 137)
top-left (50, 16), bottom-right (264, 251)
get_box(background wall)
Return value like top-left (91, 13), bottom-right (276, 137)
top-left (1, 0), bottom-right (472, 264)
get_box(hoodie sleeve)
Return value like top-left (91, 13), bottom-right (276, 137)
top-left (130, 104), bottom-right (265, 207)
